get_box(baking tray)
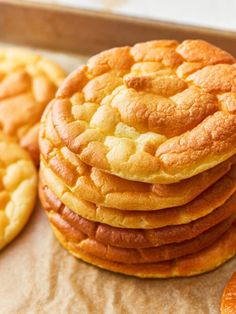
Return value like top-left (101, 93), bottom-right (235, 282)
top-left (1, 1), bottom-right (236, 314)
top-left (1, 0), bottom-right (236, 56)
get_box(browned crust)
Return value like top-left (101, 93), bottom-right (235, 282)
top-left (39, 181), bottom-right (236, 264)
top-left (50, 222), bottom-right (236, 278)
top-left (39, 181), bottom-right (236, 249)
top-left (48, 210), bottom-right (234, 264)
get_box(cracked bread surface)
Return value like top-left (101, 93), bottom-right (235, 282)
top-left (0, 48), bottom-right (66, 165)
top-left (40, 106), bottom-right (236, 210)
top-left (51, 40), bottom-right (236, 183)
top-left (0, 132), bottom-right (37, 250)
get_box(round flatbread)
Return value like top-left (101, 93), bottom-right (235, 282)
top-left (40, 106), bottom-right (236, 210)
top-left (39, 162), bottom-right (236, 229)
top-left (0, 48), bottom-right (66, 164)
top-left (51, 40), bottom-right (236, 183)
top-left (221, 272), bottom-right (236, 314)
top-left (0, 132), bottom-right (37, 250)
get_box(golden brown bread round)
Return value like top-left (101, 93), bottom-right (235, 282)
top-left (40, 162), bottom-right (236, 229)
top-left (50, 40), bottom-right (236, 183)
top-left (40, 106), bottom-right (236, 210)
top-left (221, 272), bottom-right (236, 314)
top-left (39, 182), bottom-right (236, 249)
top-left (0, 131), bottom-right (37, 250)
top-left (50, 221), bottom-right (236, 278)
top-left (0, 48), bottom-right (66, 165)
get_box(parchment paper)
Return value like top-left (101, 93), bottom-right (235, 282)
top-left (1, 203), bottom-right (236, 314)
top-left (0, 44), bottom-right (235, 314)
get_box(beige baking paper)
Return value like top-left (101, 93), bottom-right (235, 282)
top-left (0, 45), bottom-right (235, 314)
top-left (1, 203), bottom-right (236, 314)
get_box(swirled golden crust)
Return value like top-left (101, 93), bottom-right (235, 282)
top-left (0, 48), bottom-right (66, 165)
top-left (50, 222), bottom-right (236, 278)
top-left (221, 272), bottom-right (236, 314)
top-left (40, 163), bottom-right (236, 229)
top-left (51, 40), bottom-right (236, 183)
top-left (40, 107), bottom-right (236, 210)
top-left (39, 182), bottom-right (236, 249)
top-left (0, 132), bottom-right (37, 250)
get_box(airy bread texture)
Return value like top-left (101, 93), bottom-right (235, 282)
top-left (0, 132), bottom-right (37, 250)
top-left (0, 48), bottom-right (66, 164)
top-left (50, 222), bottom-right (236, 278)
top-left (40, 182), bottom-right (236, 249)
top-left (40, 163), bottom-right (236, 229)
top-left (221, 271), bottom-right (236, 314)
top-left (40, 107), bottom-right (236, 210)
top-left (51, 40), bottom-right (236, 183)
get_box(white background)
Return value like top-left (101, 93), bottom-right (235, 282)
top-left (29, 0), bottom-right (236, 31)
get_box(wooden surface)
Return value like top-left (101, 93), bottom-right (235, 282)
top-left (0, 0), bottom-right (236, 56)
top-left (27, 0), bottom-right (236, 32)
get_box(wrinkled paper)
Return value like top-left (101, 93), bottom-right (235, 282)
top-left (1, 203), bottom-right (236, 314)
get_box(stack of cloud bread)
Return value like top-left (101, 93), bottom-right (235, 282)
top-left (39, 39), bottom-right (236, 278)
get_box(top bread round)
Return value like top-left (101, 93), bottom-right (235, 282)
top-left (51, 40), bottom-right (236, 184)
top-left (0, 48), bottom-right (66, 164)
